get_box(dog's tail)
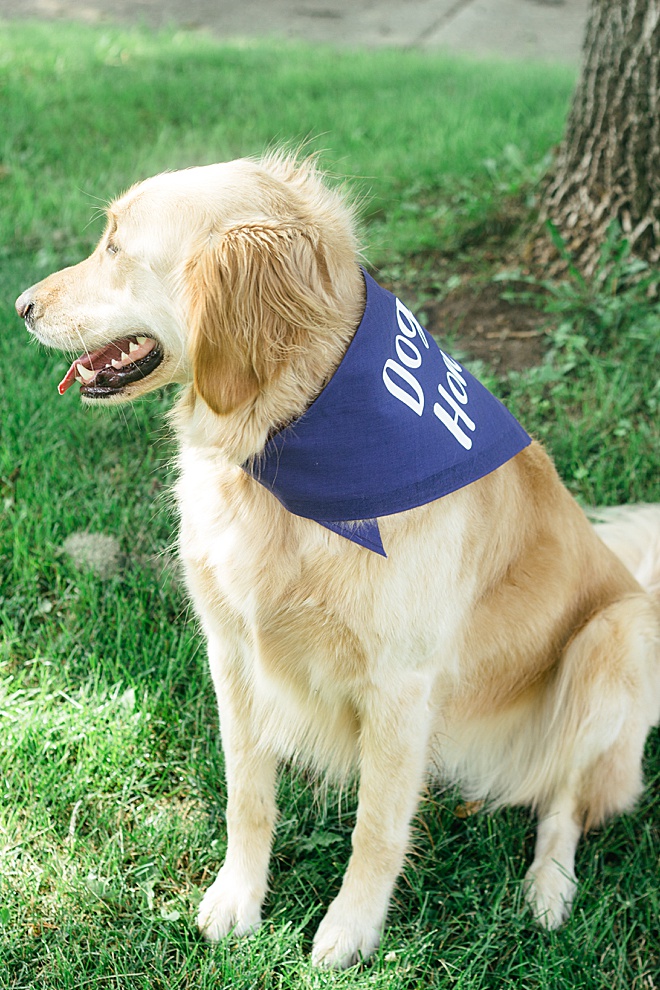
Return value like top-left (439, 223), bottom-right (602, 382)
top-left (592, 504), bottom-right (660, 599)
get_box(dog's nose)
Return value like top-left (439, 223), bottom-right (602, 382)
top-left (15, 291), bottom-right (34, 321)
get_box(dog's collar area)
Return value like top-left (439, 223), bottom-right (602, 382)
top-left (245, 270), bottom-right (531, 556)
top-left (58, 335), bottom-right (163, 397)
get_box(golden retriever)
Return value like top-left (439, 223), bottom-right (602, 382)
top-left (16, 155), bottom-right (660, 968)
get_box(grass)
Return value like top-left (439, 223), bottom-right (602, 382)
top-left (1, 22), bottom-right (573, 265)
top-left (1, 19), bottom-right (659, 990)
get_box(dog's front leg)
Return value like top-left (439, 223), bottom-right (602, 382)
top-left (197, 639), bottom-right (278, 942)
top-left (312, 671), bottom-right (433, 969)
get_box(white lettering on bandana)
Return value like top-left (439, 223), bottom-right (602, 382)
top-left (244, 270), bottom-right (531, 556)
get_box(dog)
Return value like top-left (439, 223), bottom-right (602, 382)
top-left (16, 154), bottom-right (660, 968)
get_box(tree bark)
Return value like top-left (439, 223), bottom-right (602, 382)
top-left (541, 0), bottom-right (659, 275)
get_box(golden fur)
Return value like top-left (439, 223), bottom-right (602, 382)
top-left (16, 155), bottom-right (660, 968)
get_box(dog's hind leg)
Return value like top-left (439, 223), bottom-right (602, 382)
top-left (524, 593), bottom-right (660, 928)
top-left (524, 789), bottom-right (581, 928)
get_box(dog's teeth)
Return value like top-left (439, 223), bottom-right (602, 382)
top-left (111, 359), bottom-right (123, 370)
top-left (129, 341), bottom-right (139, 353)
top-left (136, 336), bottom-right (147, 345)
top-left (77, 364), bottom-right (95, 382)
top-left (121, 351), bottom-right (130, 361)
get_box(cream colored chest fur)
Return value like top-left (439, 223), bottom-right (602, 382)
top-left (175, 444), bottom-right (474, 776)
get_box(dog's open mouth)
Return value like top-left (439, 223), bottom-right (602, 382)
top-left (58, 335), bottom-right (163, 398)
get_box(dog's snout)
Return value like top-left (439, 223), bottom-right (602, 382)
top-left (15, 291), bottom-right (34, 321)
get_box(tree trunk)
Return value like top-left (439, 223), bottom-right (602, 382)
top-left (541, 0), bottom-right (659, 275)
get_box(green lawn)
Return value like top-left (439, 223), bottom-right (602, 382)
top-left (1, 20), bottom-right (658, 990)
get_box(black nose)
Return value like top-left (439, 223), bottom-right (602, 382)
top-left (15, 291), bottom-right (34, 320)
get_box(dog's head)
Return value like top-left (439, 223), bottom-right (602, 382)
top-left (15, 156), bottom-right (362, 428)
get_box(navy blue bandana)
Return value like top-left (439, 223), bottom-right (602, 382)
top-left (245, 270), bottom-right (531, 556)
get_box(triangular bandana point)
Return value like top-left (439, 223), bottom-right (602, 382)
top-left (245, 270), bottom-right (531, 554)
top-left (319, 518), bottom-right (387, 557)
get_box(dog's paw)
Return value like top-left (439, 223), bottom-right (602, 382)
top-left (311, 902), bottom-right (382, 969)
top-left (524, 861), bottom-right (577, 930)
top-left (197, 867), bottom-right (263, 942)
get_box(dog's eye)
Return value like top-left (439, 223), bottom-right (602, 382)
top-left (106, 242), bottom-right (120, 256)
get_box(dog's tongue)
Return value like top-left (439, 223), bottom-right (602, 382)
top-left (58, 361), bottom-right (81, 394)
top-left (58, 336), bottom-right (155, 394)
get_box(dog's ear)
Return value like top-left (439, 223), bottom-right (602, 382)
top-left (185, 221), bottom-right (332, 416)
